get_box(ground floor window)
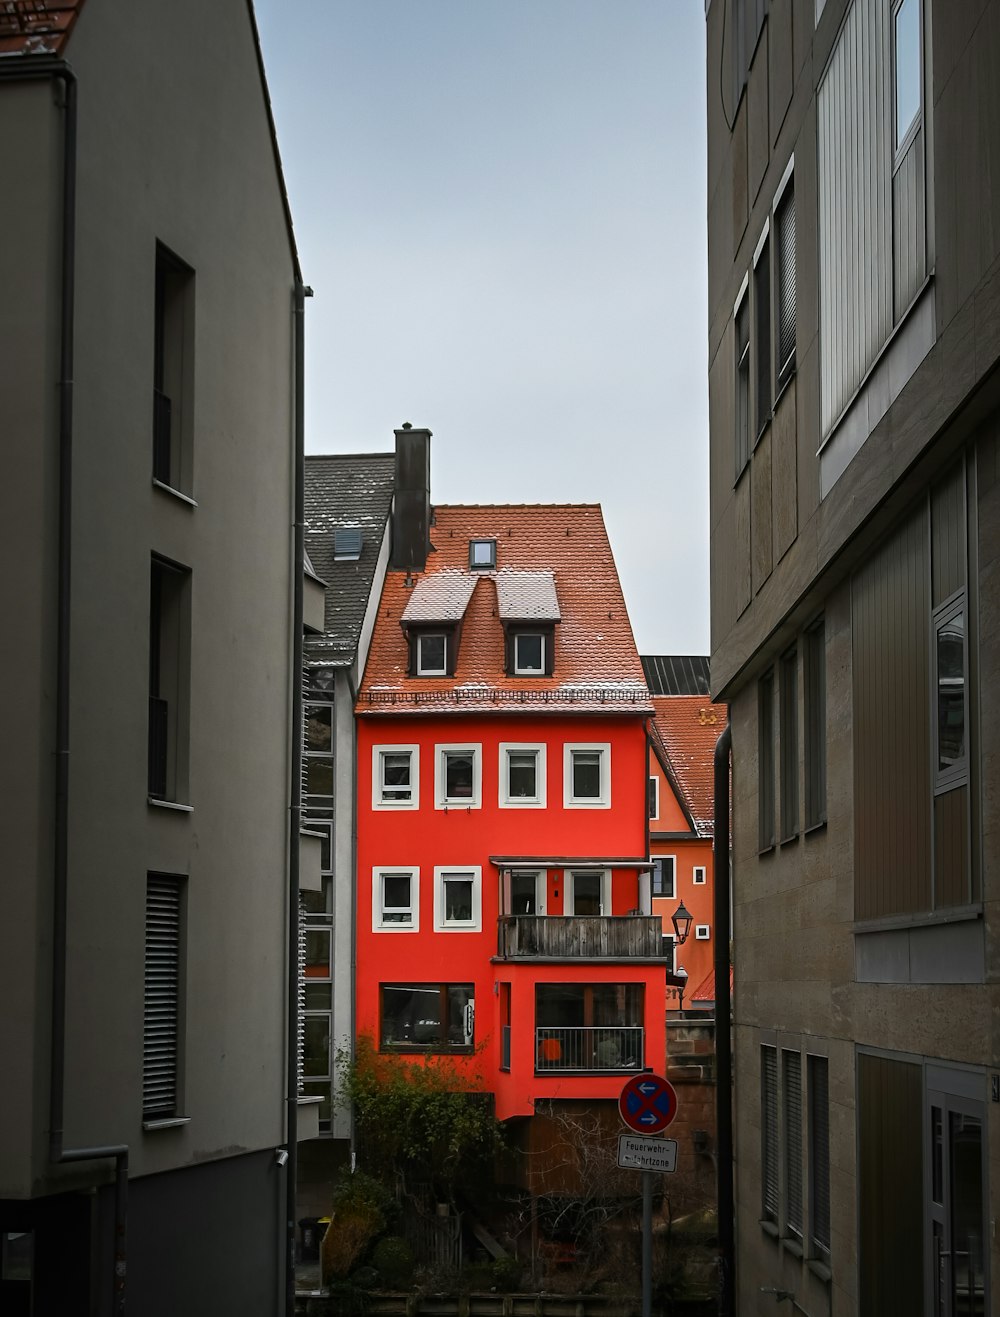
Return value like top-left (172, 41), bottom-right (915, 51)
top-left (380, 983), bottom-right (474, 1053)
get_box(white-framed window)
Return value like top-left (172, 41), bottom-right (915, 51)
top-left (416, 632), bottom-right (448, 676)
top-left (499, 743), bottom-right (546, 807)
top-left (648, 775), bottom-right (659, 819)
top-left (435, 744), bottom-right (482, 809)
top-left (567, 869), bottom-right (611, 916)
top-left (433, 866), bottom-right (482, 932)
top-left (372, 866), bottom-right (419, 931)
top-left (513, 632), bottom-right (545, 675)
top-left (695, 924), bottom-right (711, 941)
top-left (469, 538), bottom-right (496, 569)
top-left (372, 745), bottom-right (419, 809)
top-left (693, 865), bottom-right (707, 886)
top-left (564, 743), bottom-right (611, 808)
top-left (505, 869), bottom-right (546, 916)
top-left (652, 855), bottom-right (676, 899)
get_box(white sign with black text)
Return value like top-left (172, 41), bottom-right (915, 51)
top-left (617, 1134), bottom-right (678, 1173)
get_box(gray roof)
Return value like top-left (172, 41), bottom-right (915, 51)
top-left (401, 570), bottom-right (478, 623)
top-left (304, 453), bottom-right (395, 663)
top-left (495, 569), bottom-right (561, 621)
top-left (641, 655), bottom-right (711, 696)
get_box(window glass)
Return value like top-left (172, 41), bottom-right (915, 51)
top-left (572, 871), bottom-right (602, 915)
top-left (306, 758), bottom-right (333, 799)
top-left (735, 291), bottom-right (751, 477)
top-left (755, 237), bottom-right (771, 436)
top-left (444, 750), bottom-right (474, 799)
top-left (507, 750), bottom-right (537, 799)
top-left (305, 928), bottom-right (330, 977)
top-left (443, 873), bottom-right (474, 923)
top-left (572, 750), bottom-right (602, 799)
top-left (936, 610), bottom-right (966, 773)
top-left (894, 0), bottom-right (921, 151)
top-left (304, 982), bottom-right (332, 1010)
top-left (651, 857), bottom-right (676, 898)
top-left (511, 872), bottom-right (539, 914)
top-left (305, 705), bottom-right (332, 753)
top-left (469, 539), bottom-right (496, 568)
top-left (381, 751), bottom-right (412, 802)
top-left (380, 984), bottom-right (474, 1051)
top-left (303, 1016), bottom-right (330, 1078)
top-left (417, 633), bottom-right (446, 674)
top-left (776, 183), bottom-right (796, 378)
top-left (515, 633), bottom-right (544, 673)
top-left (381, 872), bottom-right (412, 922)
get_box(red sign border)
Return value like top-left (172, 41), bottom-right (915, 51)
top-left (618, 1073), bottom-right (678, 1133)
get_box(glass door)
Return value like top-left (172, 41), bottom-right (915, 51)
top-left (928, 1074), bottom-right (988, 1317)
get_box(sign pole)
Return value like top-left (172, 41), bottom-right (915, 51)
top-left (642, 1168), bottom-right (652, 1317)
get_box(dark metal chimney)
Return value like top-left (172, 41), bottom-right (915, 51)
top-left (392, 423), bottom-right (432, 572)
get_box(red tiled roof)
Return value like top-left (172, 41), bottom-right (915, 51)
top-left (651, 694), bottom-right (727, 836)
top-left (690, 965), bottom-right (734, 1003)
top-left (0, 1), bottom-right (84, 57)
top-left (358, 504), bottom-right (651, 715)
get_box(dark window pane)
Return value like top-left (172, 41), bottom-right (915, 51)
top-left (303, 1016), bottom-right (330, 1078)
top-left (418, 634), bottom-right (446, 673)
top-left (306, 705), bottom-right (332, 752)
top-left (381, 751), bottom-right (412, 801)
top-left (380, 984), bottom-right (473, 1051)
top-left (508, 751), bottom-right (537, 798)
top-left (304, 983), bottom-right (332, 1010)
top-left (759, 672), bottom-right (775, 849)
top-left (572, 872), bottom-right (602, 915)
top-left (445, 751), bottom-right (473, 798)
top-left (652, 857), bottom-right (675, 898)
top-left (306, 757), bottom-right (333, 798)
top-left (444, 875), bottom-right (474, 922)
top-left (515, 633), bottom-right (544, 672)
top-left (572, 750), bottom-right (602, 798)
top-left (305, 928), bottom-right (330, 978)
top-left (511, 873), bottom-right (538, 914)
top-left (937, 611), bottom-right (965, 772)
top-left (735, 293), bottom-right (751, 476)
top-left (755, 239), bottom-right (771, 435)
top-left (381, 872), bottom-right (411, 921)
top-left (776, 184), bottom-right (796, 376)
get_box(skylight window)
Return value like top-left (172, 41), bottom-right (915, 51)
top-left (469, 539), bottom-right (496, 569)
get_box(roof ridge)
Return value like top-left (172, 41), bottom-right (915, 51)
top-left (305, 451), bottom-right (394, 462)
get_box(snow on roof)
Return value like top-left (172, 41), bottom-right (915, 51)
top-left (401, 570), bottom-right (478, 624)
top-left (495, 569), bottom-right (561, 622)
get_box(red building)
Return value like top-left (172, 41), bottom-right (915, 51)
top-left (354, 427), bottom-right (667, 1136)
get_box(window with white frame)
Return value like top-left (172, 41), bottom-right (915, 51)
top-left (372, 745), bottom-right (419, 809)
top-left (513, 631), bottom-right (545, 675)
top-left (469, 538), bottom-right (496, 569)
top-left (567, 869), bottom-right (610, 916)
top-left (693, 865), bottom-right (707, 885)
top-left (499, 743), bottom-right (546, 806)
top-left (372, 867), bottom-right (419, 931)
top-left (695, 924), bottom-right (711, 940)
top-left (435, 744), bottom-right (481, 808)
top-left (651, 856), bottom-right (676, 898)
top-left (434, 866), bottom-right (482, 931)
top-left (416, 632), bottom-right (448, 676)
top-left (564, 743), bottom-right (611, 808)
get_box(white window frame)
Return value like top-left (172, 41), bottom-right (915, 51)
top-left (372, 866), bottom-right (419, 932)
top-left (695, 923), bottom-right (711, 941)
top-left (648, 774), bottom-right (660, 820)
top-left (416, 632), bottom-right (447, 676)
top-left (693, 865), bottom-right (707, 885)
top-left (433, 866), bottom-right (482, 932)
top-left (513, 631), bottom-right (546, 675)
top-left (564, 742), bottom-right (611, 809)
top-left (435, 743), bottom-right (482, 809)
top-left (499, 742), bottom-right (546, 808)
top-left (566, 869), bottom-right (611, 916)
top-left (372, 744), bottom-right (419, 810)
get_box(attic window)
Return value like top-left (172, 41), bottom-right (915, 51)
top-left (505, 625), bottom-right (555, 677)
top-left (416, 633), bottom-right (448, 676)
top-left (469, 539), bottom-right (496, 570)
top-left (334, 528), bottom-right (363, 561)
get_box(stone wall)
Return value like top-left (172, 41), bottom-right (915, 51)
top-left (665, 1015), bottom-right (718, 1222)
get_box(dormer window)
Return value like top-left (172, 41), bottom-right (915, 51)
top-left (469, 539), bottom-right (496, 569)
top-left (514, 632), bottom-right (545, 675)
top-left (416, 632), bottom-right (448, 676)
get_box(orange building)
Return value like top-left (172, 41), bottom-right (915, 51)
top-left (355, 427), bottom-right (668, 1139)
top-left (641, 656), bottom-right (727, 1008)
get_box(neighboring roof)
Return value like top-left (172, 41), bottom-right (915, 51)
top-left (642, 655), bottom-right (711, 696)
top-left (359, 504), bottom-right (651, 715)
top-left (495, 570), bottom-right (561, 622)
top-left (651, 694), bottom-right (727, 837)
top-left (0, 1), bottom-right (84, 57)
top-left (402, 571), bottom-right (478, 623)
top-left (690, 965), bottom-right (734, 1004)
top-left (304, 454), bottom-right (395, 666)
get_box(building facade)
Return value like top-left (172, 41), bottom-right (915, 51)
top-left (353, 428), bottom-right (668, 1188)
top-left (706, 1), bottom-right (1000, 1313)
top-left (0, 2), bottom-right (301, 1312)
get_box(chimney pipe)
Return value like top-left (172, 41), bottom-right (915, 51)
top-left (392, 423), bottom-right (432, 572)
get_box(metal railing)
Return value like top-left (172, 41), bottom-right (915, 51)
top-left (535, 1026), bottom-right (644, 1073)
top-left (498, 915), bottom-right (668, 960)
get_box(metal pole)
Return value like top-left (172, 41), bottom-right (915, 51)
top-left (642, 1169), bottom-right (652, 1317)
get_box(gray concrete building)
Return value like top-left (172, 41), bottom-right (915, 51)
top-left (706, 1), bottom-right (1000, 1313)
top-left (0, 1), bottom-right (302, 1312)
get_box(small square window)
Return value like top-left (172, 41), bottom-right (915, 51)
top-left (373, 867), bottom-right (419, 931)
top-left (564, 744), bottom-right (610, 808)
top-left (648, 776), bottom-right (659, 819)
top-left (695, 924), bottom-right (711, 941)
top-left (469, 539), bottom-right (496, 569)
top-left (693, 866), bottom-right (707, 885)
top-left (436, 744), bottom-right (482, 809)
top-left (514, 633), bottom-right (545, 675)
top-left (416, 633), bottom-right (447, 676)
top-left (434, 866), bottom-right (482, 931)
top-left (500, 743), bottom-right (546, 807)
top-left (373, 745), bottom-right (419, 809)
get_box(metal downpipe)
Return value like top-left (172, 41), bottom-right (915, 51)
top-left (713, 720), bottom-right (734, 1316)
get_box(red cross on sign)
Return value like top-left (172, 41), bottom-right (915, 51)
top-left (618, 1073), bottom-right (678, 1134)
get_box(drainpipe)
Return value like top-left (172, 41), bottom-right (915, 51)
top-left (713, 719), bottom-right (734, 1316)
top-left (0, 56), bottom-right (131, 1317)
top-left (345, 664), bottom-right (359, 1172)
top-left (285, 280), bottom-right (312, 1317)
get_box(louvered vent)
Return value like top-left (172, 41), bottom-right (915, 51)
top-left (810, 1055), bottom-right (831, 1252)
top-left (761, 1045), bottom-right (778, 1221)
top-left (143, 875), bottom-right (181, 1118)
top-left (783, 1049), bottom-right (803, 1235)
top-left (297, 895), bottom-right (307, 1094)
top-left (334, 527), bottom-right (363, 561)
top-left (776, 181), bottom-right (796, 376)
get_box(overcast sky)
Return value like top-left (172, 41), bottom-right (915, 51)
top-left (254, 1), bottom-right (708, 656)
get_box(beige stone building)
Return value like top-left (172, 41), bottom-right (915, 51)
top-left (706, 1), bottom-right (1000, 1314)
top-left (0, 1), bottom-right (302, 1312)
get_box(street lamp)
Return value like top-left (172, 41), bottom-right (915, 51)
top-left (670, 899), bottom-right (693, 945)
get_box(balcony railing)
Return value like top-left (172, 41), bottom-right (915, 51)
top-left (535, 1026), bottom-right (644, 1073)
top-left (498, 915), bottom-right (669, 960)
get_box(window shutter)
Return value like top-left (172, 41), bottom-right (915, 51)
top-left (809, 1055), bottom-right (831, 1252)
top-left (144, 876), bottom-right (181, 1118)
top-left (761, 1045), bottom-right (778, 1221)
top-left (754, 237), bottom-right (771, 435)
top-left (783, 1050), bottom-right (803, 1235)
top-left (777, 184), bottom-right (796, 376)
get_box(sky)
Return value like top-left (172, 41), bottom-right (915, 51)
top-left (254, 1), bottom-right (708, 656)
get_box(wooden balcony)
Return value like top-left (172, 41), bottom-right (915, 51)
top-left (497, 915), bottom-right (670, 961)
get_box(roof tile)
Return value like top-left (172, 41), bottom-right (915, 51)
top-left (651, 694), bottom-right (727, 836)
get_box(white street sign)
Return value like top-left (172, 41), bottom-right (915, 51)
top-left (617, 1134), bottom-right (678, 1173)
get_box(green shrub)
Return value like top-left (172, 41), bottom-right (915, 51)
top-left (371, 1235), bottom-right (415, 1288)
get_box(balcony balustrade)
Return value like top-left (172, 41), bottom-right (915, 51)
top-left (535, 1025), bottom-right (645, 1073)
top-left (497, 914), bottom-right (669, 961)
